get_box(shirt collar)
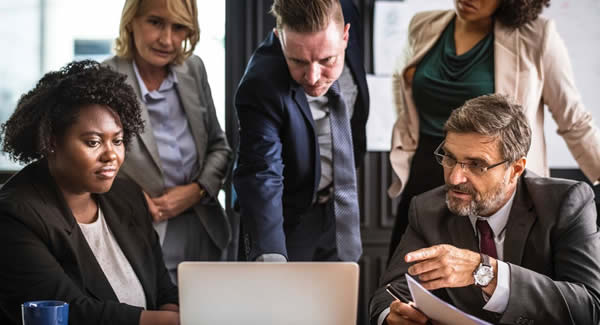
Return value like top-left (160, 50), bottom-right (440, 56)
top-left (468, 188), bottom-right (516, 238)
top-left (305, 93), bottom-right (329, 104)
top-left (132, 60), bottom-right (178, 102)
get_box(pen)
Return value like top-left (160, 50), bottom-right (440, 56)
top-left (386, 283), bottom-right (433, 325)
top-left (385, 283), bottom-right (412, 304)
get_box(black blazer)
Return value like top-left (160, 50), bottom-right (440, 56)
top-left (0, 160), bottom-right (178, 325)
top-left (233, 0), bottom-right (369, 260)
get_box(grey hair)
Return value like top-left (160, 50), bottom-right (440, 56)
top-left (444, 94), bottom-right (531, 162)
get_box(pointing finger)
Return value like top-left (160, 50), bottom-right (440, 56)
top-left (406, 245), bottom-right (442, 263)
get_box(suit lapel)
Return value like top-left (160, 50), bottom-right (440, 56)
top-left (404, 11), bottom-right (455, 72)
top-left (173, 63), bottom-right (206, 166)
top-left (291, 86), bottom-right (316, 131)
top-left (291, 85), bottom-right (321, 198)
top-left (493, 21), bottom-right (520, 98)
top-left (405, 10), bottom-right (521, 100)
top-left (31, 160), bottom-right (78, 235)
top-left (78, 237), bottom-right (119, 302)
top-left (96, 194), bottom-right (155, 307)
top-left (115, 57), bottom-right (164, 175)
top-left (503, 179), bottom-right (535, 265)
top-left (448, 213), bottom-right (478, 252)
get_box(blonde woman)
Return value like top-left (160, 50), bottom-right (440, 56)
top-left (104, 0), bottom-right (232, 281)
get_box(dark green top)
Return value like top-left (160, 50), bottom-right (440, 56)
top-left (412, 18), bottom-right (495, 137)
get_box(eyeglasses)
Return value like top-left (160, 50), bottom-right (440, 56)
top-left (433, 142), bottom-right (508, 176)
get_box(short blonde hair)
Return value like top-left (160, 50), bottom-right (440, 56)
top-left (115, 0), bottom-right (200, 65)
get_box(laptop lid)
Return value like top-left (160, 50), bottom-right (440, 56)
top-left (178, 262), bottom-right (359, 325)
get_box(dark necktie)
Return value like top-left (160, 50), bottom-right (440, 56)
top-left (476, 219), bottom-right (498, 259)
top-left (326, 81), bottom-right (362, 261)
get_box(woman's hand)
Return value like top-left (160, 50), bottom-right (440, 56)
top-left (150, 183), bottom-right (205, 221)
top-left (139, 310), bottom-right (179, 325)
top-left (143, 191), bottom-right (162, 222)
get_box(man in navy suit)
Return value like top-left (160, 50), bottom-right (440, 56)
top-left (234, 0), bottom-right (369, 262)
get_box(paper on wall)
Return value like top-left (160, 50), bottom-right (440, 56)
top-left (366, 74), bottom-right (396, 151)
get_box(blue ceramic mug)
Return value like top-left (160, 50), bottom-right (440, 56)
top-left (21, 300), bottom-right (69, 325)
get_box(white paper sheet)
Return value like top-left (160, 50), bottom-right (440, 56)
top-left (406, 274), bottom-right (492, 325)
top-left (365, 74), bottom-right (396, 151)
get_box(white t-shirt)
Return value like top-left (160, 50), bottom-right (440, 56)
top-left (78, 207), bottom-right (147, 309)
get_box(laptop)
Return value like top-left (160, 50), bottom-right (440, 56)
top-left (178, 262), bottom-right (359, 325)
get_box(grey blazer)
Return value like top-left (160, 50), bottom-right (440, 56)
top-left (370, 170), bottom-right (600, 325)
top-left (103, 55), bottom-right (232, 251)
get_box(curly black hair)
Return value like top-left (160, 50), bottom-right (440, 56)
top-left (495, 0), bottom-right (551, 29)
top-left (1, 60), bottom-right (144, 164)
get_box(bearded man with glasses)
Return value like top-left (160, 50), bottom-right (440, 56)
top-left (370, 94), bottom-right (600, 325)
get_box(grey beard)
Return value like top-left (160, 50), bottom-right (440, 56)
top-left (445, 175), bottom-right (509, 217)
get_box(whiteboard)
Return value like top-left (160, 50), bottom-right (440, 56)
top-left (542, 0), bottom-right (600, 168)
top-left (373, 0), bottom-right (453, 75)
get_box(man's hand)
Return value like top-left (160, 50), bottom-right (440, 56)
top-left (405, 244), bottom-right (495, 292)
top-left (386, 300), bottom-right (429, 325)
top-left (150, 183), bottom-right (205, 222)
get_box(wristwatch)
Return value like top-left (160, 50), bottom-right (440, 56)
top-left (473, 253), bottom-right (494, 287)
top-left (195, 181), bottom-right (206, 198)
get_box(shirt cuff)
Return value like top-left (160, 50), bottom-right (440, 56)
top-left (377, 307), bottom-right (391, 325)
top-left (195, 181), bottom-right (212, 204)
top-left (255, 253), bottom-right (287, 262)
top-left (483, 260), bottom-right (510, 313)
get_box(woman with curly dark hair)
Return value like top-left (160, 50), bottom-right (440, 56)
top-left (0, 60), bottom-right (180, 325)
top-left (387, 0), bottom-right (600, 261)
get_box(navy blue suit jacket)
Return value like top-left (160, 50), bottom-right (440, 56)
top-left (233, 1), bottom-right (369, 261)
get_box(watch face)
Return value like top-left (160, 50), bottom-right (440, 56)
top-left (474, 265), bottom-right (494, 286)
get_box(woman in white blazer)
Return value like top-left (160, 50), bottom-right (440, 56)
top-left (104, 0), bottom-right (232, 281)
top-left (388, 0), bottom-right (600, 258)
